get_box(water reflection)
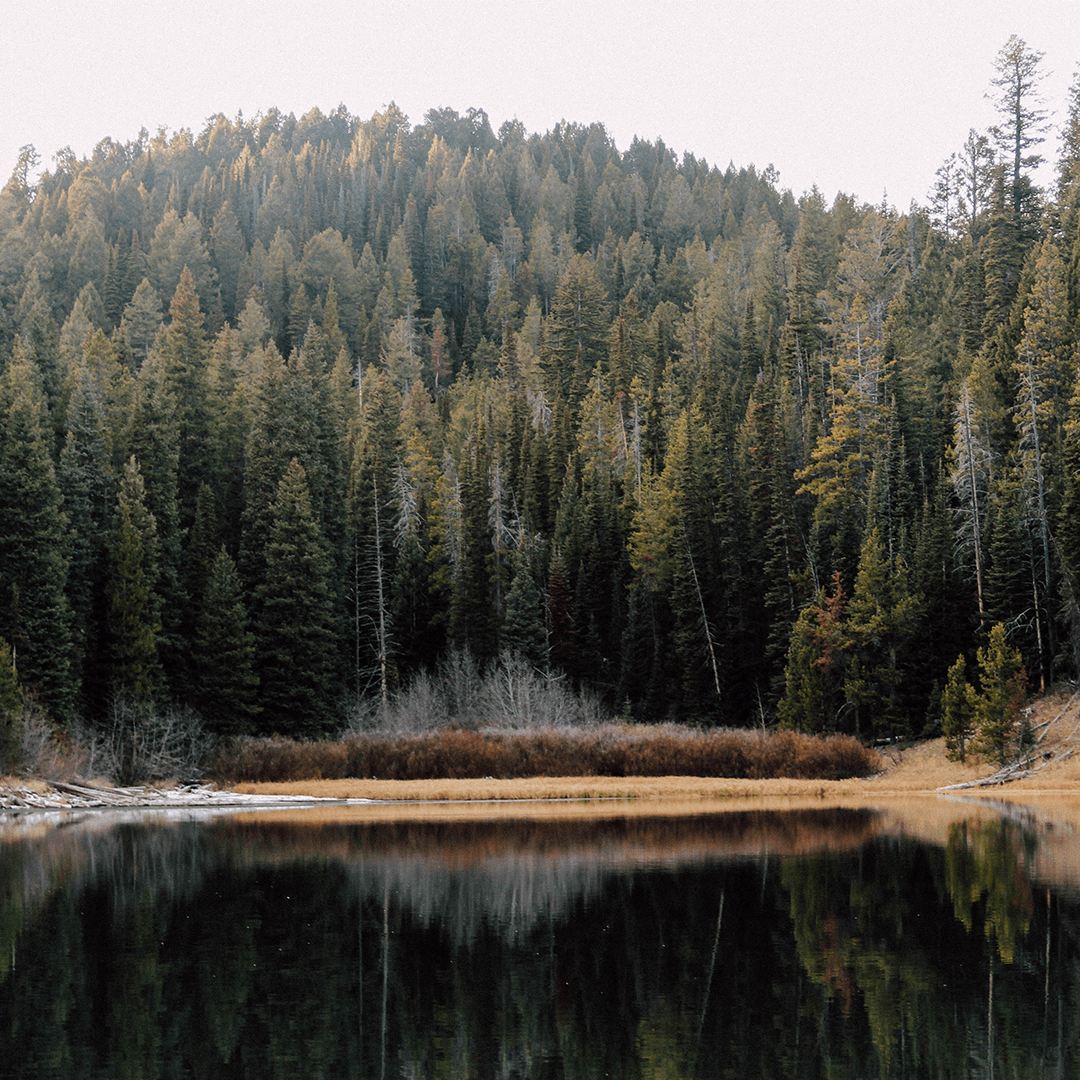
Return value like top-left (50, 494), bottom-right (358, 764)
top-left (1, 801), bottom-right (1078, 1078)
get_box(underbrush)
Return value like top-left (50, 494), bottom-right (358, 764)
top-left (210, 725), bottom-right (882, 784)
top-left (11, 697), bottom-right (212, 786)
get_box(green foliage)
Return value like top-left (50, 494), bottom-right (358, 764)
top-left (3, 54), bottom-right (1080, 739)
top-left (107, 457), bottom-right (162, 701)
top-left (192, 547), bottom-right (259, 736)
top-left (0, 343), bottom-right (74, 717)
top-left (255, 458), bottom-right (336, 737)
top-left (0, 638), bottom-right (22, 770)
top-left (941, 655), bottom-right (976, 762)
top-left (779, 574), bottom-right (848, 734)
top-left (973, 622), bottom-right (1027, 766)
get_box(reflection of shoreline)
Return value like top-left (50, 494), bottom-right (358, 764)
top-left (6, 795), bottom-right (1080, 931)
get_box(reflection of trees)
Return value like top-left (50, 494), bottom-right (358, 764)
top-left (945, 819), bottom-right (1034, 963)
top-left (782, 833), bottom-right (1064, 1080)
top-left (1, 810), bottom-right (1080, 1078)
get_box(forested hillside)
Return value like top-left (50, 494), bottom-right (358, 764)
top-left (1, 37), bottom-right (1077, 742)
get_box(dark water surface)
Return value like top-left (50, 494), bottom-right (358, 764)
top-left (1, 799), bottom-right (1078, 1079)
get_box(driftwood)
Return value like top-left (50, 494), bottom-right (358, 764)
top-left (937, 750), bottom-right (1074, 791)
top-left (0, 781), bottom-right (369, 812)
top-left (936, 689), bottom-right (1080, 792)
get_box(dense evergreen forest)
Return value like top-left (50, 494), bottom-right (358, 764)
top-left (2, 36), bottom-right (1079, 743)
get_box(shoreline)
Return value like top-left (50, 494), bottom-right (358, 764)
top-left (6, 724), bottom-right (1080, 815)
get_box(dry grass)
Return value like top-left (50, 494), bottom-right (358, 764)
top-left (225, 691), bottom-right (1080, 804)
top-left (210, 725), bottom-right (881, 785)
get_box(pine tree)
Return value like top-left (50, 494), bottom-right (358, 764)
top-left (192, 547), bottom-right (259, 735)
top-left (843, 526), bottom-right (923, 739)
top-left (58, 363), bottom-right (115, 714)
top-left (107, 457), bottom-right (162, 702)
top-left (0, 343), bottom-right (73, 717)
top-left (798, 295), bottom-right (892, 583)
top-left (255, 458), bottom-right (337, 736)
top-left (502, 543), bottom-right (548, 671)
top-left (974, 622), bottom-right (1027, 766)
top-left (157, 266), bottom-right (211, 528)
top-left (778, 573), bottom-right (848, 734)
top-left (541, 253), bottom-right (609, 409)
top-left (346, 366), bottom-right (403, 703)
top-left (0, 639), bottom-right (22, 770)
top-left (941, 654), bottom-right (976, 762)
top-left (449, 423), bottom-right (497, 663)
top-left (949, 377), bottom-right (993, 616)
top-left (988, 35), bottom-right (1048, 245)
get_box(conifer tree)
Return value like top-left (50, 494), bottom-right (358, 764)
top-left (949, 377), bottom-right (993, 616)
top-left (346, 366), bottom-right (403, 701)
top-left (988, 35), bottom-right (1048, 245)
top-left (107, 457), bottom-right (162, 702)
top-left (778, 573), bottom-right (848, 734)
top-left (192, 546), bottom-right (259, 735)
top-left (843, 526), bottom-right (923, 739)
top-left (974, 622), bottom-right (1027, 766)
top-left (158, 266), bottom-right (211, 527)
top-left (58, 363), bottom-right (114, 712)
top-left (502, 543), bottom-right (548, 670)
top-left (129, 345), bottom-right (184, 691)
top-left (255, 458), bottom-right (337, 736)
top-left (0, 342), bottom-right (74, 718)
top-left (0, 638), bottom-right (21, 770)
top-left (941, 654), bottom-right (976, 762)
top-left (449, 423), bottom-right (498, 663)
top-left (542, 253), bottom-right (609, 409)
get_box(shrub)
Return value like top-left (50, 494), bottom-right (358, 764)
top-left (211, 724), bottom-right (882, 784)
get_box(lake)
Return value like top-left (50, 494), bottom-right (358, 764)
top-left (1, 795), bottom-right (1078, 1078)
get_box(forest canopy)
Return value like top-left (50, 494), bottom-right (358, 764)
top-left (2, 36), bottom-right (1079, 742)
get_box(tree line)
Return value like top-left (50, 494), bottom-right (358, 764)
top-left (0, 35), bottom-right (1078, 743)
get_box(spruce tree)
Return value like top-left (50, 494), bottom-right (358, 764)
top-left (158, 266), bottom-right (211, 527)
top-left (0, 343), bottom-right (74, 718)
top-left (843, 526), bottom-right (923, 739)
top-left (0, 638), bottom-right (22, 770)
top-left (941, 655), bottom-right (976, 762)
top-left (58, 365), bottom-right (114, 714)
top-left (107, 457), bottom-right (162, 702)
top-left (502, 544), bottom-right (548, 670)
top-left (192, 547), bottom-right (259, 735)
top-left (255, 458), bottom-right (337, 736)
top-left (974, 622), bottom-right (1027, 766)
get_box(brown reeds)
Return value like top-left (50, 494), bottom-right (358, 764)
top-left (210, 725), bottom-right (882, 785)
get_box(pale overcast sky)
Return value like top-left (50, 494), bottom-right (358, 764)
top-left (5, 0), bottom-right (1080, 210)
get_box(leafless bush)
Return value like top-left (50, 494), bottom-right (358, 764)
top-left (212, 724), bottom-right (881, 784)
top-left (93, 697), bottom-right (214, 785)
top-left (480, 656), bottom-right (597, 730)
top-left (345, 669), bottom-right (450, 736)
top-left (437, 648), bottom-right (487, 724)
top-left (212, 735), bottom-right (348, 783)
top-left (343, 652), bottom-right (610, 736)
top-left (17, 705), bottom-right (87, 781)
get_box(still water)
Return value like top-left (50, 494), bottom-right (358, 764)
top-left (1, 796), bottom-right (1078, 1079)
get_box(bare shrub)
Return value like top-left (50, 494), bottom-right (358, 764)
top-left (437, 648), bottom-right (486, 726)
top-left (480, 656), bottom-right (600, 731)
top-left (214, 724), bottom-right (882, 784)
top-left (343, 652), bottom-right (612, 738)
top-left (94, 697), bottom-right (214, 785)
top-left (17, 705), bottom-right (88, 781)
top-left (345, 669), bottom-right (451, 736)
top-left (211, 735), bottom-right (348, 783)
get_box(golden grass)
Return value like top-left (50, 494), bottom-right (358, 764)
top-left (229, 691), bottom-right (1080, 808)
